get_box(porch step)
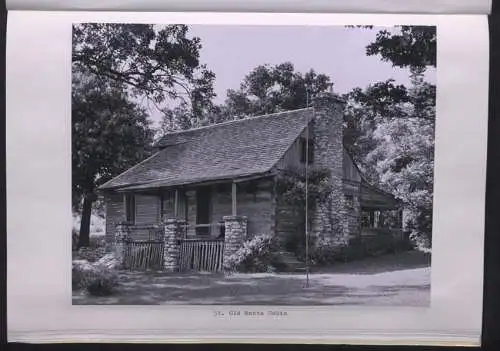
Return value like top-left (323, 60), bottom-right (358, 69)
top-left (274, 251), bottom-right (306, 272)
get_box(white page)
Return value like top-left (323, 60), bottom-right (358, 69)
top-left (5, 0), bottom-right (493, 14)
top-left (6, 11), bottom-right (488, 345)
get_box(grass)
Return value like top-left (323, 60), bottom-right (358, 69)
top-left (73, 250), bottom-right (431, 306)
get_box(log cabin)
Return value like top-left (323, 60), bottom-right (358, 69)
top-left (98, 93), bottom-right (404, 271)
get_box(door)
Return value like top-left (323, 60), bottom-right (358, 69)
top-left (196, 186), bottom-right (211, 236)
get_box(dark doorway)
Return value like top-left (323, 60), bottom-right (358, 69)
top-left (196, 186), bottom-right (211, 236)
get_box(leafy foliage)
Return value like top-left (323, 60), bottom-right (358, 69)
top-left (72, 260), bottom-right (119, 296)
top-left (72, 260), bottom-right (93, 290)
top-left (223, 234), bottom-right (277, 273)
top-left (344, 70), bottom-right (435, 246)
top-left (76, 246), bottom-right (107, 263)
top-left (72, 23), bottom-right (216, 109)
top-left (365, 26), bottom-right (436, 70)
top-left (72, 24), bottom-right (217, 247)
top-left (72, 70), bottom-right (154, 247)
top-left (222, 62), bottom-right (333, 118)
top-left (276, 167), bottom-right (332, 255)
top-left (84, 266), bottom-right (120, 296)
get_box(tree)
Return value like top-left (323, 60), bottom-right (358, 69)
top-left (72, 70), bottom-right (154, 247)
top-left (364, 26), bottom-right (436, 70)
top-left (342, 79), bottom-right (411, 181)
top-left (343, 71), bottom-right (436, 246)
top-left (223, 62), bottom-right (334, 118)
top-left (72, 23), bottom-right (216, 246)
top-left (73, 23), bottom-right (216, 128)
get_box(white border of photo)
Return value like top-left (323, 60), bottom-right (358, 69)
top-left (5, 0), bottom-right (493, 14)
top-left (6, 12), bottom-right (488, 345)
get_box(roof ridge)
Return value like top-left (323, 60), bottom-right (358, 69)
top-left (159, 107), bottom-right (314, 137)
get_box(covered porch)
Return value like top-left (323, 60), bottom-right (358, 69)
top-left (115, 177), bottom-right (258, 240)
top-left (108, 176), bottom-right (274, 272)
top-left (359, 182), bottom-right (404, 241)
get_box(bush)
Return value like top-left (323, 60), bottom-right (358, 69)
top-left (89, 235), bottom-right (106, 248)
top-left (224, 234), bottom-right (276, 273)
top-left (309, 236), bottom-right (342, 265)
top-left (72, 260), bottom-right (93, 290)
top-left (76, 246), bottom-right (107, 262)
top-left (84, 265), bottom-right (119, 296)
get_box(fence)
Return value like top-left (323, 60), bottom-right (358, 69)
top-left (123, 239), bottom-right (164, 270)
top-left (179, 238), bottom-right (224, 272)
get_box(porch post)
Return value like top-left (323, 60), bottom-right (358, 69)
top-left (163, 219), bottom-right (183, 272)
top-left (231, 182), bottom-right (237, 216)
top-left (174, 188), bottom-right (179, 218)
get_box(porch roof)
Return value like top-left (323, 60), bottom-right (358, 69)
top-left (360, 181), bottom-right (402, 210)
top-left (99, 109), bottom-right (314, 191)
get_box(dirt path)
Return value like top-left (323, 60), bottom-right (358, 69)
top-left (73, 250), bottom-right (431, 306)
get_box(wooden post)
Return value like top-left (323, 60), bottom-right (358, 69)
top-left (174, 188), bottom-right (179, 218)
top-left (159, 191), bottom-right (164, 223)
top-left (122, 193), bottom-right (127, 222)
top-left (231, 182), bottom-right (237, 216)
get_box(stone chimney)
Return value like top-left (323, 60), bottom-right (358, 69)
top-left (310, 92), bottom-right (347, 245)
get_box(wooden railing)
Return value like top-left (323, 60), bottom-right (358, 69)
top-left (123, 239), bottom-right (164, 270)
top-left (178, 238), bottom-right (224, 272)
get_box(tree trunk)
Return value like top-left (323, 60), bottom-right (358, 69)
top-left (78, 193), bottom-right (96, 248)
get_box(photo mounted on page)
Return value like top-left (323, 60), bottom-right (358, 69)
top-left (71, 24), bottom-right (435, 306)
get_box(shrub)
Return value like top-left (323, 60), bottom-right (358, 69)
top-left (77, 246), bottom-right (107, 262)
top-left (72, 260), bottom-right (93, 290)
top-left (84, 265), bottom-right (119, 296)
top-left (224, 234), bottom-right (276, 273)
top-left (89, 235), bottom-right (106, 249)
top-left (309, 236), bottom-right (342, 265)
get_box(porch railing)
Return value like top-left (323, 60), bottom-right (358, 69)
top-left (117, 221), bottom-right (229, 272)
top-left (123, 238), bottom-right (164, 270)
top-left (178, 238), bottom-right (224, 272)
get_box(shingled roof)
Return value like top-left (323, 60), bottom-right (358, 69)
top-left (99, 108), bottom-right (314, 191)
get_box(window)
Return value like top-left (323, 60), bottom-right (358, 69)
top-left (125, 194), bottom-right (136, 224)
top-left (300, 137), bottom-right (314, 164)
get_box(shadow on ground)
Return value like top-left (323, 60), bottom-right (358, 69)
top-left (312, 250), bottom-right (431, 274)
top-left (73, 250), bottom-right (431, 306)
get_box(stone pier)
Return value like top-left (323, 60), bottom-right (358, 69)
top-left (223, 215), bottom-right (248, 267)
top-left (163, 219), bottom-right (184, 272)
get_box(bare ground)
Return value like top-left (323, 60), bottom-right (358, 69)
top-left (73, 250), bottom-right (431, 306)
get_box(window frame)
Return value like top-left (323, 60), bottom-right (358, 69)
top-left (299, 137), bottom-right (314, 164)
top-left (124, 194), bottom-right (136, 224)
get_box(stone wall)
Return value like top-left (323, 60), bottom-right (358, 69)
top-left (311, 94), bottom-right (348, 246)
top-left (345, 194), bottom-right (361, 239)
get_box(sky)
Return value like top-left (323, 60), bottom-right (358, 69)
top-left (146, 25), bottom-right (436, 125)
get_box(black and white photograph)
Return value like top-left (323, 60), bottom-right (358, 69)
top-left (71, 23), bottom-right (436, 306)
